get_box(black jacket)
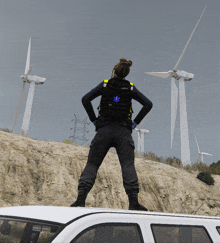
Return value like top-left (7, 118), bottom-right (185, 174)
top-left (82, 77), bottom-right (153, 131)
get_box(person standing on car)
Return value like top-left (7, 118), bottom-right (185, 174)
top-left (71, 58), bottom-right (153, 211)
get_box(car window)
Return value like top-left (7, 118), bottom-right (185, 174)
top-left (216, 226), bottom-right (220, 236)
top-left (151, 224), bottom-right (213, 243)
top-left (71, 223), bottom-right (144, 243)
top-left (0, 218), bottom-right (61, 243)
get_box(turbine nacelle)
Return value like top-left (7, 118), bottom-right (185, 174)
top-left (171, 70), bottom-right (194, 81)
top-left (135, 128), bottom-right (149, 134)
top-left (20, 74), bottom-right (46, 84)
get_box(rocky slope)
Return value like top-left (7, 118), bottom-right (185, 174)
top-left (0, 131), bottom-right (220, 216)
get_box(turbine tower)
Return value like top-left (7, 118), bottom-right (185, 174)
top-left (12, 38), bottom-right (46, 136)
top-left (195, 135), bottom-right (212, 163)
top-left (145, 6), bottom-right (206, 166)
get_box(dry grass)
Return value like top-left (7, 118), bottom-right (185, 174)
top-left (0, 131), bottom-right (220, 216)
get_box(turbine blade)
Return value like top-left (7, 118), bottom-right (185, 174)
top-left (171, 77), bottom-right (178, 148)
top-left (145, 72), bottom-right (171, 78)
top-left (202, 152), bottom-right (213, 156)
top-left (195, 135), bottom-right (200, 153)
top-left (24, 65), bottom-right (32, 80)
top-left (173, 6), bottom-right (207, 71)
top-left (12, 82), bottom-right (26, 132)
top-left (179, 78), bottom-right (190, 165)
top-left (25, 38), bottom-right (31, 75)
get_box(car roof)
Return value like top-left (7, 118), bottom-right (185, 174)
top-left (0, 206), bottom-right (220, 224)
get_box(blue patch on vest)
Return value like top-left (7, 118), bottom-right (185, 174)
top-left (114, 96), bottom-right (120, 102)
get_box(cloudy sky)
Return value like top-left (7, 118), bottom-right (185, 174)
top-left (0, 0), bottom-right (219, 166)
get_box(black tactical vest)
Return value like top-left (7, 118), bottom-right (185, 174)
top-left (97, 78), bottom-right (133, 121)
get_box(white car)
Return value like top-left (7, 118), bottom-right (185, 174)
top-left (0, 206), bottom-right (220, 242)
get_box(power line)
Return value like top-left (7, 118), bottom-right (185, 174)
top-left (69, 114), bottom-right (90, 145)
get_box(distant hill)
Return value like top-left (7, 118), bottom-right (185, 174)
top-left (0, 131), bottom-right (220, 216)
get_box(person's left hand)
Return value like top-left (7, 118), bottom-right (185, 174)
top-left (132, 121), bottom-right (137, 129)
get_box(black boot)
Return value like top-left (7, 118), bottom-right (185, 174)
top-left (70, 191), bottom-right (88, 207)
top-left (128, 193), bottom-right (148, 211)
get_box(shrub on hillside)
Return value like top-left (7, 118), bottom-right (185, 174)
top-left (209, 160), bottom-right (220, 175)
top-left (142, 152), bottom-right (184, 168)
top-left (192, 161), bottom-right (210, 173)
top-left (196, 172), bottom-right (215, 185)
top-left (165, 156), bottom-right (183, 168)
top-left (142, 151), bottom-right (163, 162)
top-left (183, 164), bottom-right (193, 172)
top-left (0, 128), bottom-right (12, 133)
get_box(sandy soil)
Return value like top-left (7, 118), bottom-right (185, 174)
top-left (0, 131), bottom-right (220, 216)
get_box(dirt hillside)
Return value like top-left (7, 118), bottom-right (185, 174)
top-left (0, 131), bottom-right (220, 216)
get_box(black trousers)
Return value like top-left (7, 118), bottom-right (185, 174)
top-left (78, 125), bottom-right (139, 195)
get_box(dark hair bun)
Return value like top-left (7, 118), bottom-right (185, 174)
top-left (119, 58), bottom-right (132, 67)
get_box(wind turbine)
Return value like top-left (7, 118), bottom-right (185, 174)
top-left (145, 6), bottom-right (207, 166)
top-left (135, 116), bottom-right (149, 154)
top-left (195, 135), bottom-right (212, 163)
top-left (12, 38), bottom-right (46, 136)
top-left (135, 128), bottom-right (149, 154)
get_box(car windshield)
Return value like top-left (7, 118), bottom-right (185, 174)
top-left (0, 217), bottom-right (62, 243)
